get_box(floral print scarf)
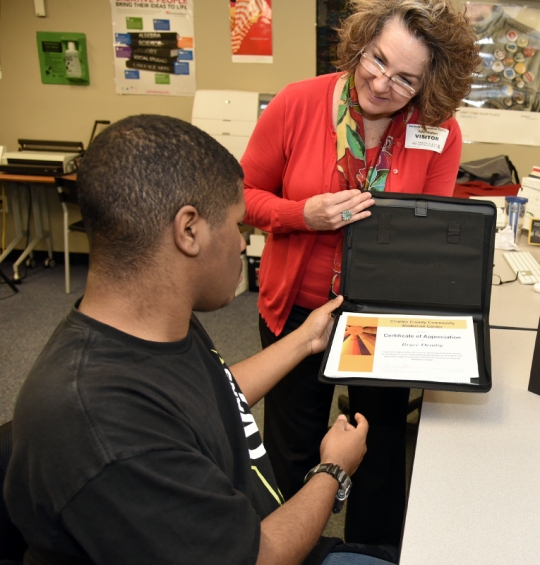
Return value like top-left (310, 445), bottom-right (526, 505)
top-left (336, 74), bottom-right (407, 192)
top-left (331, 75), bottom-right (412, 298)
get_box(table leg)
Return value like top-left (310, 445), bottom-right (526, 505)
top-left (38, 186), bottom-right (54, 267)
top-left (0, 185), bottom-right (28, 273)
top-left (12, 185), bottom-right (53, 281)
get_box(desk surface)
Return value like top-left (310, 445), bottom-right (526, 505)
top-left (490, 246), bottom-right (540, 330)
top-left (401, 241), bottom-right (540, 564)
top-left (0, 172), bottom-right (58, 184)
top-left (401, 329), bottom-right (540, 564)
top-left (0, 172), bottom-right (77, 184)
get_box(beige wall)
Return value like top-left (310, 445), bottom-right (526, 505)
top-left (0, 0), bottom-right (316, 252)
top-left (0, 0), bottom-right (316, 149)
top-left (0, 0), bottom-right (538, 255)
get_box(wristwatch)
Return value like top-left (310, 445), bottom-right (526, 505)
top-left (304, 463), bottom-right (352, 514)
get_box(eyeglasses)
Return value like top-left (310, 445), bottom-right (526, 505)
top-left (359, 51), bottom-right (418, 99)
top-left (492, 271), bottom-right (519, 286)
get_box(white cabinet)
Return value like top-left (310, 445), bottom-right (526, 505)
top-left (192, 90), bottom-right (273, 160)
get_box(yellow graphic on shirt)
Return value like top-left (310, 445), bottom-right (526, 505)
top-left (251, 466), bottom-right (284, 506)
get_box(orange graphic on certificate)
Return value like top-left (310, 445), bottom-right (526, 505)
top-left (338, 316), bottom-right (378, 372)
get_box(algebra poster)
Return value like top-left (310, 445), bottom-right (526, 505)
top-left (110, 0), bottom-right (196, 96)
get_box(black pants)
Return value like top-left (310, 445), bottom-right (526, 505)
top-left (260, 305), bottom-right (409, 547)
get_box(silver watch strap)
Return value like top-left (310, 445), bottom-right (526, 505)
top-left (304, 463), bottom-right (352, 513)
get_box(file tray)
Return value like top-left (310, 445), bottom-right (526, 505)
top-left (319, 192), bottom-right (496, 393)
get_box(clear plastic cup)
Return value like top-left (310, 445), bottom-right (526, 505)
top-left (505, 196), bottom-right (528, 244)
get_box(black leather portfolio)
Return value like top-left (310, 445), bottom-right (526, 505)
top-left (319, 192), bottom-right (496, 392)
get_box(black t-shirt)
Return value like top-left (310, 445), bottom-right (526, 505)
top-left (6, 307), bottom-right (282, 565)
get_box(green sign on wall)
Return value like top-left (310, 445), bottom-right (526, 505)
top-left (37, 32), bottom-right (90, 85)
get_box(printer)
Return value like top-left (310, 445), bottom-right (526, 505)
top-left (0, 139), bottom-right (83, 176)
top-left (192, 90), bottom-right (274, 160)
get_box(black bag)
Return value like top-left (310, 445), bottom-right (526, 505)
top-left (319, 192), bottom-right (496, 393)
top-left (457, 155), bottom-right (519, 186)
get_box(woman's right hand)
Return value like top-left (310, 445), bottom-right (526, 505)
top-left (303, 189), bottom-right (375, 231)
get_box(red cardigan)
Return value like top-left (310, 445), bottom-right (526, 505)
top-left (242, 73), bottom-right (461, 335)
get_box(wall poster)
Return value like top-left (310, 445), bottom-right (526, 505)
top-left (229, 0), bottom-right (273, 63)
top-left (110, 0), bottom-right (195, 96)
top-left (458, 3), bottom-right (540, 145)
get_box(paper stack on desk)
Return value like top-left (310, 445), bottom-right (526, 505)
top-left (520, 167), bottom-right (540, 229)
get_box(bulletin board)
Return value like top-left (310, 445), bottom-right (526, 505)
top-left (459, 3), bottom-right (540, 145)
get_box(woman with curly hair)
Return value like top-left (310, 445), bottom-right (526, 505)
top-left (241, 0), bottom-right (480, 550)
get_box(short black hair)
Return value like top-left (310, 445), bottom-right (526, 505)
top-left (77, 114), bottom-right (243, 274)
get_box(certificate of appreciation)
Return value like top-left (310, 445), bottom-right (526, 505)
top-left (324, 313), bottom-right (478, 384)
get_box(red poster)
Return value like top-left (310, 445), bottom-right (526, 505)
top-left (229, 0), bottom-right (273, 63)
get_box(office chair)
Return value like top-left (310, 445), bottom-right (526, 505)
top-left (0, 421), bottom-right (27, 564)
top-left (55, 176), bottom-right (87, 294)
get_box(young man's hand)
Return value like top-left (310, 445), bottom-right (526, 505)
top-left (299, 295), bottom-right (344, 356)
top-left (319, 413), bottom-right (368, 477)
top-left (257, 412), bottom-right (368, 565)
top-left (230, 296), bottom-right (343, 407)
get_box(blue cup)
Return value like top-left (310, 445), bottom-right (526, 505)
top-left (505, 196), bottom-right (528, 244)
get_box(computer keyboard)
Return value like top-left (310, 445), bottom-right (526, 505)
top-left (503, 251), bottom-right (540, 284)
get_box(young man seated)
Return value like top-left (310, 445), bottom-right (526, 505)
top-left (5, 116), bottom-right (396, 565)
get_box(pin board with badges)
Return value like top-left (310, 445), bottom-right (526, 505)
top-left (463, 4), bottom-right (540, 112)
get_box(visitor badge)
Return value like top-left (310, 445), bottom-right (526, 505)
top-left (405, 125), bottom-right (449, 153)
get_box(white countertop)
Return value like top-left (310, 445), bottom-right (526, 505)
top-left (400, 330), bottom-right (540, 563)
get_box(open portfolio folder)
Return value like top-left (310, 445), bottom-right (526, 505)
top-left (318, 192), bottom-right (496, 392)
top-left (324, 313), bottom-right (479, 385)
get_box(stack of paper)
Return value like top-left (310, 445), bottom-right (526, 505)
top-left (521, 168), bottom-right (540, 227)
top-left (529, 166), bottom-right (540, 180)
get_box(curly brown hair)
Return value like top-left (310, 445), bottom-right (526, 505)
top-left (336, 0), bottom-right (481, 126)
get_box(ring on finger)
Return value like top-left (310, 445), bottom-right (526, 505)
top-left (341, 209), bottom-right (353, 222)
